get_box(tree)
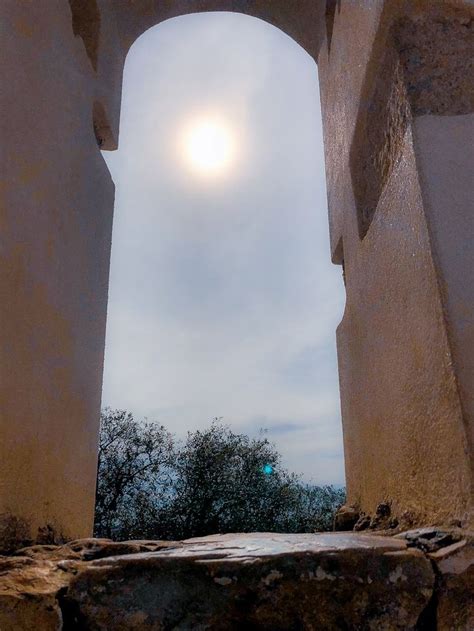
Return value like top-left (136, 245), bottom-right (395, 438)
top-left (164, 420), bottom-right (301, 539)
top-left (94, 410), bottom-right (345, 540)
top-left (281, 482), bottom-right (348, 532)
top-left (94, 408), bottom-right (174, 539)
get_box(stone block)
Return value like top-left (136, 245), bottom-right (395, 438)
top-left (430, 537), bottom-right (474, 631)
top-left (0, 533), bottom-right (435, 630)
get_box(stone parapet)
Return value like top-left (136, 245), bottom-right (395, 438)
top-left (0, 531), bottom-right (472, 630)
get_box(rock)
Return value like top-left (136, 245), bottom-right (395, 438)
top-left (334, 504), bottom-right (360, 531)
top-left (395, 527), bottom-right (463, 553)
top-left (0, 555), bottom-right (68, 631)
top-left (369, 502), bottom-right (393, 530)
top-left (395, 528), bottom-right (474, 630)
top-left (0, 526), bottom-right (471, 630)
top-left (13, 532), bottom-right (474, 629)
top-left (347, 503), bottom-right (399, 533)
top-left (354, 514), bottom-right (371, 531)
top-left (0, 514), bottom-right (32, 554)
top-left (1, 538), bottom-right (185, 630)
top-left (429, 535), bottom-right (474, 631)
top-left (16, 537), bottom-right (178, 562)
top-left (62, 533), bottom-right (433, 630)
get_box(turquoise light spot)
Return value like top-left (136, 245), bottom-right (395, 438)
top-left (262, 464), bottom-right (273, 475)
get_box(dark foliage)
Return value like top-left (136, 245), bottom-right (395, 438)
top-left (94, 409), bottom-right (345, 540)
top-left (94, 409), bottom-right (174, 538)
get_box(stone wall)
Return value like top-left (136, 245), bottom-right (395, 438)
top-left (0, 530), bottom-right (473, 630)
top-left (317, 0), bottom-right (474, 526)
top-left (1, 0), bottom-right (115, 544)
top-left (0, 0), bottom-right (472, 546)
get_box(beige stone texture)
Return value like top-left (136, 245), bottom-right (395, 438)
top-left (0, 0), bottom-right (473, 544)
top-left (1, 0), bottom-right (114, 543)
top-left (0, 555), bottom-right (67, 631)
top-left (412, 114), bottom-right (474, 476)
top-left (317, 0), bottom-right (474, 526)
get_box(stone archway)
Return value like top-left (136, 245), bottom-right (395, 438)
top-left (1, 0), bottom-right (472, 547)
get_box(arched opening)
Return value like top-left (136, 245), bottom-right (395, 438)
top-left (100, 12), bottom-right (345, 494)
top-left (2, 0), bottom-right (472, 560)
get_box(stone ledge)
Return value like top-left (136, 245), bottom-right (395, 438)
top-left (0, 531), bottom-right (472, 630)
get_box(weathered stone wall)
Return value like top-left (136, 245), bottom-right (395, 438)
top-left (318, 0), bottom-right (474, 526)
top-left (1, 0), bottom-right (115, 544)
top-left (0, 0), bottom-right (472, 546)
top-left (1, 530), bottom-right (473, 630)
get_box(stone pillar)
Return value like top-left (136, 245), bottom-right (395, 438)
top-left (0, 0), bottom-right (115, 546)
top-left (318, 0), bottom-right (473, 526)
top-left (0, 0), bottom-right (326, 547)
top-left (412, 113), bottom-right (474, 474)
top-left (0, 0), bottom-right (326, 548)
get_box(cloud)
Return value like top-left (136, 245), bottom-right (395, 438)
top-left (101, 12), bottom-right (346, 485)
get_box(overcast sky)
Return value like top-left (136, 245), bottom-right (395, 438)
top-left (101, 12), bottom-right (346, 485)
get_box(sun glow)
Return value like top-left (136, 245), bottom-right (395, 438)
top-left (180, 116), bottom-right (236, 177)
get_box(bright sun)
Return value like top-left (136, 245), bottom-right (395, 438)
top-left (180, 117), bottom-right (235, 177)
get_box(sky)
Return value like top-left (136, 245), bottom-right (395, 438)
top-left (101, 12), bottom-right (346, 485)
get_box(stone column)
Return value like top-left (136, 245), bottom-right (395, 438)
top-left (0, 0), bottom-right (115, 546)
top-left (0, 0), bottom-right (327, 549)
top-left (318, 0), bottom-right (473, 527)
top-left (0, 0), bottom-right (326, 547)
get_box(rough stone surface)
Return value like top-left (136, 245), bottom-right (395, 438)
top-left (396, 528), bottom-right (474, 630)
top-left (394, 5), bottom-right (474, 116)
top-left (16, 538), bottom-right (178, 562)
top-left (334, 504), bottom-right (360, 531)
top-left (321, 0), bottom-right (474, 531)
top-left (0, 556), bottom-right (67, 631)
top-left (0, 533), bottom-right (439, 630)
top-left (429, 535), bottom-right (474, 631)
top-left (395, 527), bottom-right (465, 553)
top-left (1, 531), bottom-right (472, 629)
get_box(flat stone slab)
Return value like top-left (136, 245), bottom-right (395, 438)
top-left (178, 531), bottom-right (410, 556)
top-left (4, 531), bottom-right (472, 629)
top-left (62, 533), bottom-right (432, 630)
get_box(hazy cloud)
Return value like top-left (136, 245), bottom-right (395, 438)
top-left (101, 12), bottom-right (346, 485)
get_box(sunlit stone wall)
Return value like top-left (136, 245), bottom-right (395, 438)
top-left (0, 0), bottom-right (472, 547)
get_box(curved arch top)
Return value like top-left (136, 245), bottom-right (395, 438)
top-left (114, 0), bottom-right (327, 61)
